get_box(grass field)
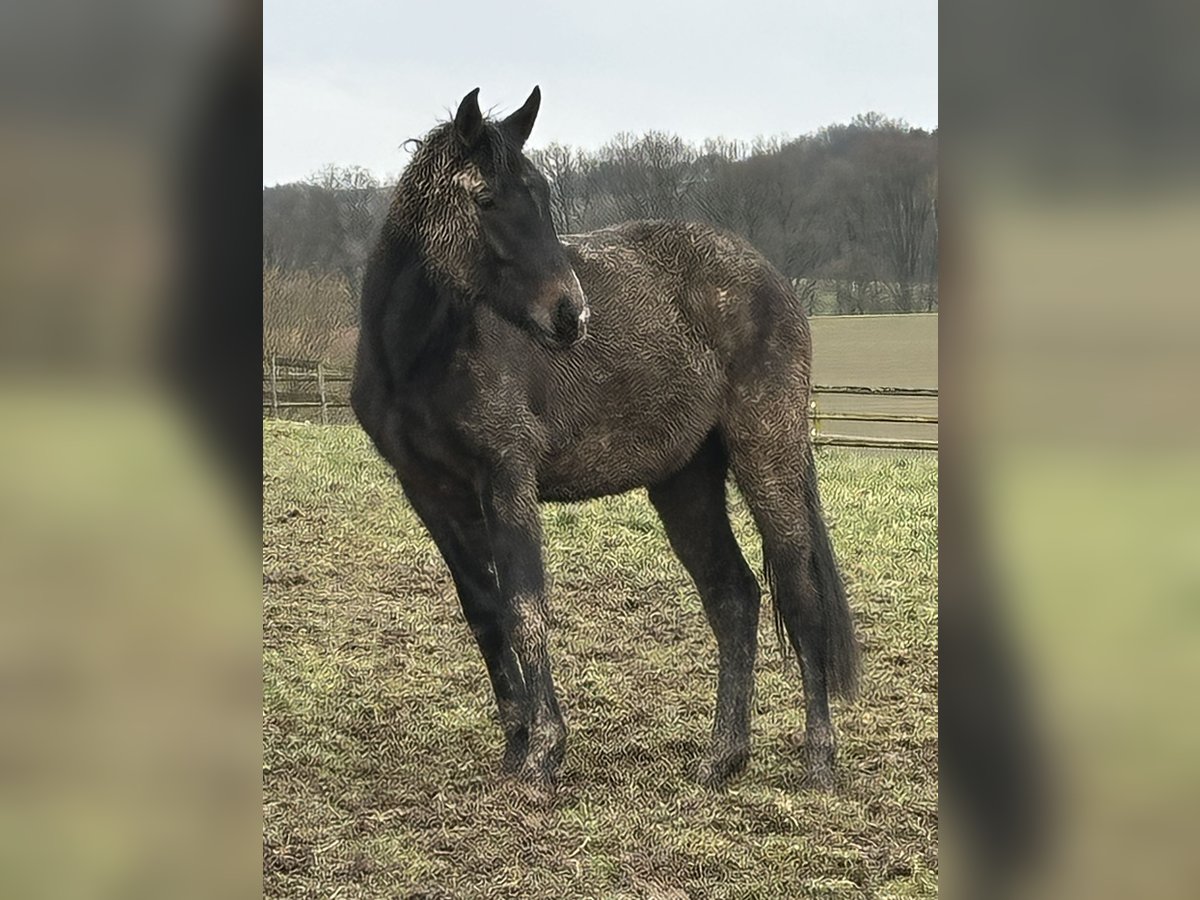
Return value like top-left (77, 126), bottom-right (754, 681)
top-left (263, 421), bottom-right (938, 899)
top-left (809, 314), bottom-right (937, 390)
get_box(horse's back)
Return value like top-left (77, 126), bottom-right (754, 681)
top-left (562, 220), bottom-right (809, 374)
top-left (532, 221), bottom-right (810, 500)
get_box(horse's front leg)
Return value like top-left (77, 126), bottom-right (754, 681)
top-left (399, 480), bottom-right (530, 771)
top-left (483, 475), bottom-right (566, 789)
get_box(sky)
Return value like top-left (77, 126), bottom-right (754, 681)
top-left (263, 0), bottom-right (937, 186)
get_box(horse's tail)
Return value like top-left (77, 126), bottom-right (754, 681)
top-left (773, 445), bottom-right (861, 699)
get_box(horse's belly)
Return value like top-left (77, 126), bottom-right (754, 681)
top-left (534, 308), bottom-right (728, 500)
top-left (536, 406), bottom-right (716, 501)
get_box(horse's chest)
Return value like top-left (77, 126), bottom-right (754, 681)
top-left (390, 394), bottom-right (476, 480)
top-left (390, 379), bottom-right (529, 486)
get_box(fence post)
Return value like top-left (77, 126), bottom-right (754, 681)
top-left (317, 361), bottom-right (328, 425)
top-left (270, 356), bottom-right (279, 418)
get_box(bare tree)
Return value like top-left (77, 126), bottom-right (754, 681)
top-left (528, 143), bottom-right (595, 233)
top-left (864, 132), bottom-right (937, 311)
top-left (307, 164), bottom-right (386, 296)
top-left (693, 138), bottom-right (770, 238)
top-left (264, 115), bottom-right (938, 320)
top-left (591, 131), bottom-right (700, 222)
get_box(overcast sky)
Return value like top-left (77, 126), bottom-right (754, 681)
top-left (264, 1), bottom-right (937, 186)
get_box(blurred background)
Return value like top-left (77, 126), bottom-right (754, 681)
top-left (941, 1), bottom-right (1200, 897)
top-left (1, 0), bottom-right (1198, 897)
top-left (0, 1), bottom-right (262, 898)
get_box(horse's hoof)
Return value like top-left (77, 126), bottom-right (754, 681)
top-left (511, 763), bottom-right (558, 803)
top-left (806, 761), bottom-right (836, 791)
top-left (500, 742), bottom-right (525, 774)
top-left (804, 742), bottom-right (837, 791)
top-left (500, 728), bottom-right (530, 774)
top-left (500, 749), bottom-right (523, 775)
top-left (697, 746), bottom-right (750, 788)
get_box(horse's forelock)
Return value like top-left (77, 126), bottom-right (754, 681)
top-left (406, 120), bottom-right (518, 186)
top-left (392, 118), bottom-right (524, 294)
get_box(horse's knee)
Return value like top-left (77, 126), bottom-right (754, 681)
top-left (510, 593), bottom-right (550, 656)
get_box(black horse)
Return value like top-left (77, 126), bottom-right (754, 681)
top-left (352, 87), bottom-right (859, 790)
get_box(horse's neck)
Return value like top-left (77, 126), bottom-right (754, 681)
top-left (362, 235), bottom-right (467, 391)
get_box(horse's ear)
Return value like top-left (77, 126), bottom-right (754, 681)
top-left (502, 86), bottom-right (541, 147)
top-left (454, 88), bottom-right (484, 147)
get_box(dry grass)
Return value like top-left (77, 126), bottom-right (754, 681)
top-left (262, 268), bottom-right (356, 362)
top-left (263, 421), bottom-right (937, 899)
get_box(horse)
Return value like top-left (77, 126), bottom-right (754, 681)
top-left (351, 86), bottom-right (860, 791)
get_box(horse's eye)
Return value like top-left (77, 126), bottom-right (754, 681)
top-left (476, 191), bottom-right (495, 210)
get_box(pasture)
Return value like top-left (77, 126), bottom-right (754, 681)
top-left (810, 314), bottom-right (938, 447)
top-left (263, 422), bottom-right (937, 898)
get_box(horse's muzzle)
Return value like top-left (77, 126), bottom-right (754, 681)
top-left (549, 293), bottom-right (590, 348)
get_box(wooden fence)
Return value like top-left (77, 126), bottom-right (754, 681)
top-left (262, 356), bottom-right (353, 425)
top-left (263, 357), bottom-right (938, 451)
top-left (809, 385), bottom-right (938, 451)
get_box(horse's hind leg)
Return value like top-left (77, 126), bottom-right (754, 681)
top-left (726, 429), bottom-right (860, 788)
top-left (648, 435), bottom-right (762, 786)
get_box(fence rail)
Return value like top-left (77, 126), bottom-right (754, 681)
top-left (263, 357), bottom-right (354, 424)
top-left (810, 383), bottom-right (937, 451)
top-left (811, 434), bottom-right (938, 451)
top-left (813, 384), bottom-right (938, 397)
top-left (262, 358), bottom-right (937, 451)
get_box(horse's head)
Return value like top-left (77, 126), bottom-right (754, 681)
top-left (402, 87), bottom-right (589, 350)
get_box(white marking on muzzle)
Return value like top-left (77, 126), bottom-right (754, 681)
top-left (568, 269), bottom-right (590, 326)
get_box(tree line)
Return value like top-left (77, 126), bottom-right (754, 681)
top-left (264, 114), bottom-right (936, 361)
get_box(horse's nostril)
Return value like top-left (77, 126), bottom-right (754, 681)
top-left (553, 295), bottom-right (578, 339)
